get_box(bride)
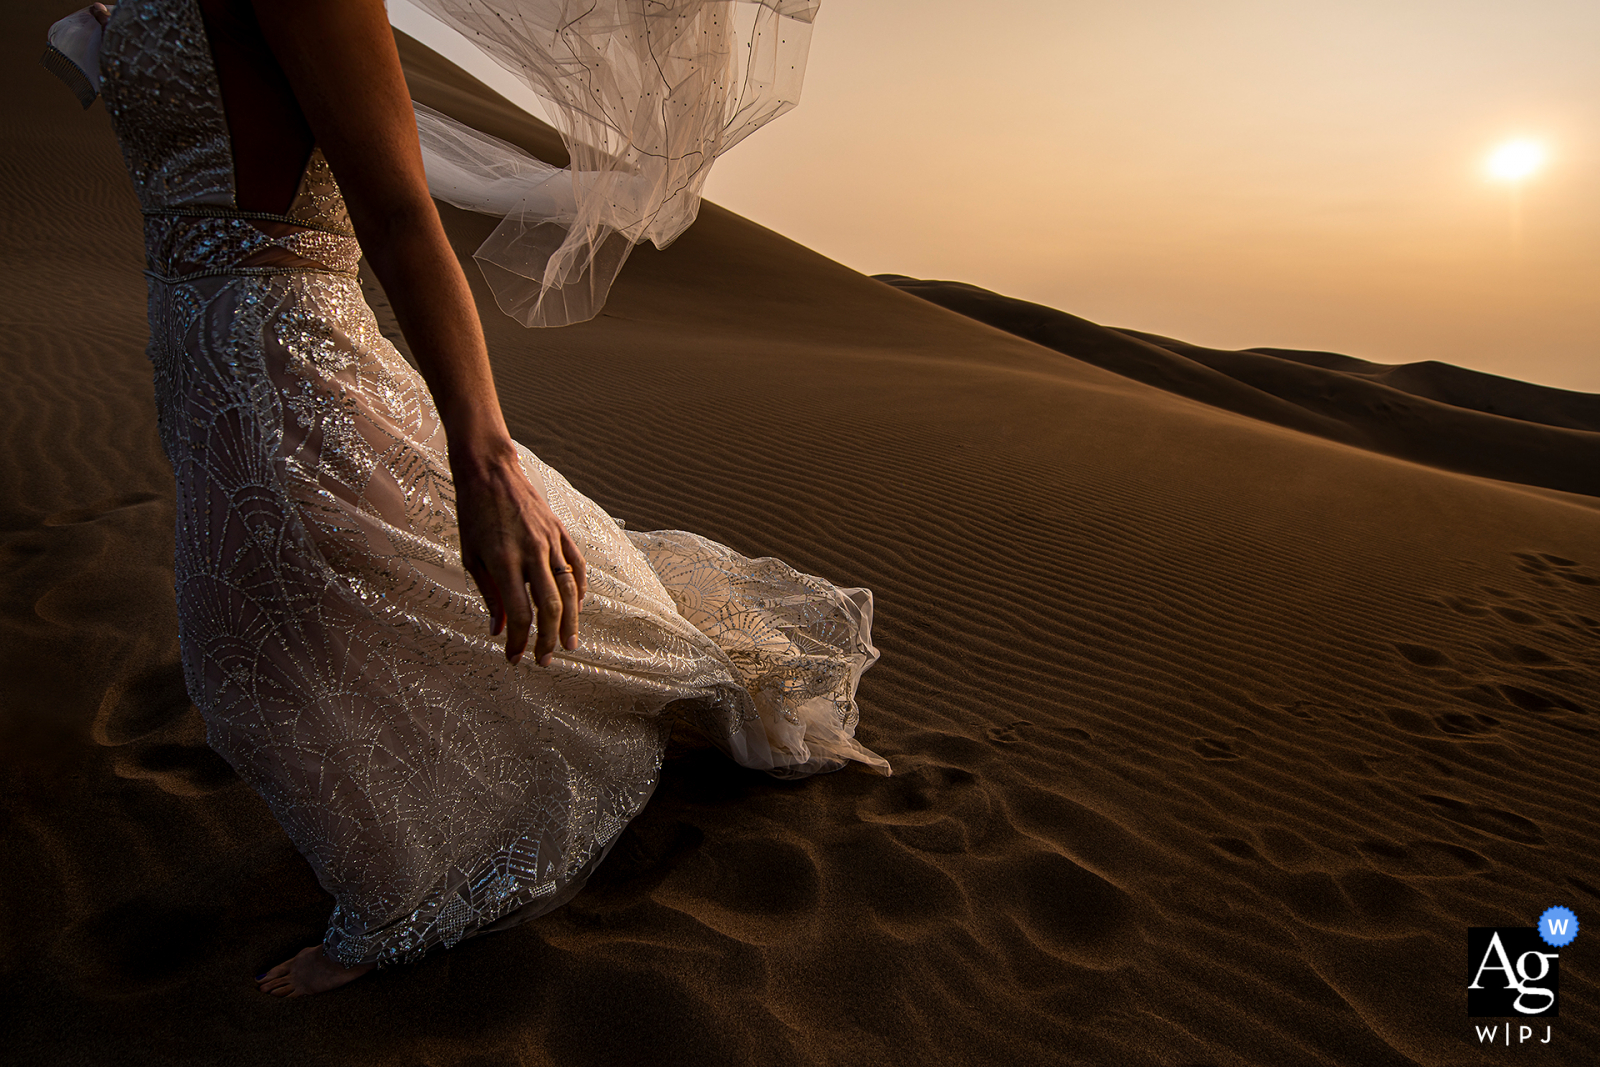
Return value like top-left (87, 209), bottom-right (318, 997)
top-left (49, 0), bottom-right (886, 996)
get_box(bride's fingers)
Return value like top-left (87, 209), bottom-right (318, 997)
top-left (528, 561), bottom-right (565, 667)
top-left (551, 555), bottom-right (581, 653)
top-left (464, 556), bottom-right (506, 636)
top-left (492, 555), bottom-right (534, 664)
top-left (559, 527), bottom-right (589, 605)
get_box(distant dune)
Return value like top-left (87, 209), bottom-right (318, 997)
top-left (879, 275), bottom-right (1600, 499)
top-left (3, 19), bottom-right (1597, 1067)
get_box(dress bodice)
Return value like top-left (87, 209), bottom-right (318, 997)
top-left (99, 0), bottom-right (359, 279)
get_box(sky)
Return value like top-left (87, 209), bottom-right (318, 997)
top-left (395, 1), bottom-right (1600, 393)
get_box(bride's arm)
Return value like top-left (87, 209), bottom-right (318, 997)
top-left (252, 0), bottom-right (584, 667)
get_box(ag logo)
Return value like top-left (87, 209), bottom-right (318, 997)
top-left (1467, 927), bottom-right (1558, 1017)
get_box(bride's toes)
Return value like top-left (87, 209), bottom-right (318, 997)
top-left (255, 945), bottom-right (374, 997)
top-left (256, 948), bottom-right (311, 996)
top-left (258, 972), bottom-right (294, 995)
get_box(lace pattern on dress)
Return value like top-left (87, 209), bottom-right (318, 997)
top-left (98, 0), bottom-right (886, 969)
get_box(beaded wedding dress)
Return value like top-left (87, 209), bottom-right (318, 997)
top-left (88, 0), bottom-right (887, 968)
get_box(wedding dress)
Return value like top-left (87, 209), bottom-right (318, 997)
top-left (69, 0), bottom-right (887, 969)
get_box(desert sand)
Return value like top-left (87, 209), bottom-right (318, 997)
top-left (3, 16), bottom-right (1598, 1067)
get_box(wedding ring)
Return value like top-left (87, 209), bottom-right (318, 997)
top-left (551, 565), bottom-right (573, 576)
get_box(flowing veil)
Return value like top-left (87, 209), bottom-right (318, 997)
top-left (401, 0), bottom-right (821, 327)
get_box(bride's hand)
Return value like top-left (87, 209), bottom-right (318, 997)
top-left (453, 446), bottom-right (587, 667)
top-left (254, 0), bottom-right (581, 662)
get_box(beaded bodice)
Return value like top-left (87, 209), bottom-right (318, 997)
top-left (99, 0), bottom-right (359, 280)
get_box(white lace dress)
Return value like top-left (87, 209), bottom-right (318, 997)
top-left (94, 0), bottom-right (886, 968)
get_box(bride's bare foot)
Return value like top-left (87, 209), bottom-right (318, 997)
top-left (256, 945), bottom-right (375, 997)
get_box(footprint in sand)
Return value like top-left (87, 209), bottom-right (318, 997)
top-left (1490, 551), bottom-right (1600, 621)
top-left (1439, 595), bottom-right (1491, 617)
top-left (646, 824), bottom-right (833, 945)
top-left (94, 663), bottom-right (191, 746)
top-left (1209, 835), bottom-right (1260, 860)
top-left (1513, 552), bottom-right (1560, 587)
top-left (1498, 684), bottom-right (1590, 715)
top-left (95, 663), bottom-right (237, 796)
top-left (1492, 605), bottom-right (1543, 625)
top-left (1393, 642), bottom-right (1451, 668)
top-left (1416, 565), bottom-right (1593, 729)
top-left (987, 848), bottom-right (1138, 968)
top-left (1388, 643), bottom-right (1472, 684)
top-left (1417, 794), bottom-right (1545, 846)
top-left (984, 720), bottom-right (1031, 745)
top-left (1487, 644), bottom-right (1557, 665)
top-left (1191, 738), bottom-right (1241, 760)
top-left (1383, 706), bottom-right (1438, 735)
top-left (1432, 711), bottom-right (1500, 737)
top-left (855, 760), bottom-right (993, 853)
top-left (1379, 698), bottom-right (1502, 740)
top-left (685, 836), bottom-right (822, 917)
top-left (1515, 551), bottom-right (1600, 586)
top-left (1277, 700), bottom-right (1325, 723)
top-left (1356, 838), bottom-right (1491, 878)
top-left (1496, 685), bottom-right (1596, 735)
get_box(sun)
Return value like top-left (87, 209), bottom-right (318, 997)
top-left (1485, 139), bottom-right (1547, 182)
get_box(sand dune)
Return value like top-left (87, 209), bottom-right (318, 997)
top-left (879, 275), bottom-right (1600, 498)
top-left (3, 19), bottom-right (1598, 1067)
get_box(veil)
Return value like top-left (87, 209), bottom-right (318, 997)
top-left (401, 1), bottom-right (821, 327)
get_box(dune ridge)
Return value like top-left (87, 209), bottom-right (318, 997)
top-left (2, 19), bottom-right (1597, 1067)
top-left (878, 275), bottom-right (1600, 499)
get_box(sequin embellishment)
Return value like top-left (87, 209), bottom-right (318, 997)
top-left (96, 0), bottom-right (887, 969)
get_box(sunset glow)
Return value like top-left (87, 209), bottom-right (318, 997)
top-left (399, 0), bottom-right (1600, 392)
top-left (1486, 140), bottom-right (1548, 182)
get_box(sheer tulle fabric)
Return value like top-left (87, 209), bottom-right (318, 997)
top-left (90, 0), bottom-right (884, 968)
top-left (404, 0), bottom-right (819, 326)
